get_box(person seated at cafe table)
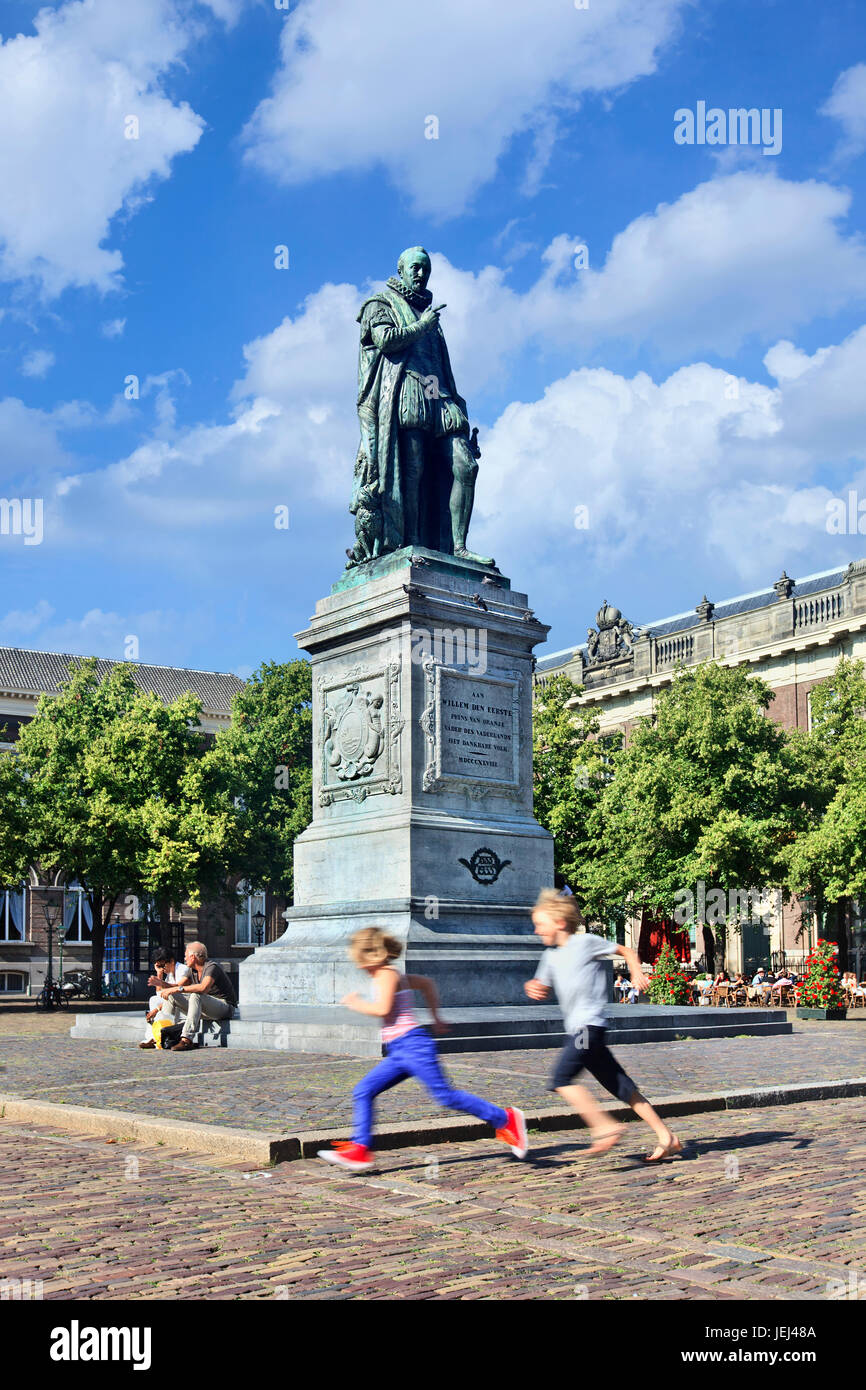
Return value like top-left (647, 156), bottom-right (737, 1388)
top-left (613, 970), bottom-right (639, 1004)
top-left (771, 970), bottom-right (794, 996)
top-left (749, 967), bottom-right (772, 1002)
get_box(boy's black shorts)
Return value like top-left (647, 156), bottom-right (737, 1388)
top-left (548, 1025), bottom-right (636, 1102)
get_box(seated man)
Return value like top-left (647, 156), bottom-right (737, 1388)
top-left (157, 942), bottom-right (237, 1051)
top-left (139, 948), bottom-right (191, 1049)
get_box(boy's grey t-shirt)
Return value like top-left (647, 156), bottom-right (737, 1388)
top-left (535, 933), bottom-right (616, 1033)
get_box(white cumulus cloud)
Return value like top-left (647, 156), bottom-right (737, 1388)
top-left (241, 0), bottom-right (687, 217)
top-left (822, 63), bottom-right (866, 161)
top-left (0, 0), bottom-right (207, 297)
top-left (21, 348), bottom-right (56, 378)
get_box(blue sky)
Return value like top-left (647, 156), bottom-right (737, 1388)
top-left (1, 0), bottom-right (865, 677)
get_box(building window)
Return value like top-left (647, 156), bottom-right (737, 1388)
top-left (63, 885), bottom-right (93, 943)
top-left (234, 883), bottom-right (267, 946)
top-left (0, 888), bottom-right (26, 943)
top-left (0, 972), bottom-right (27, 992)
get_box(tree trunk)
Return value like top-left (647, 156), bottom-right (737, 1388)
top-left (702, 926), bottom-right (716, 976)
top-left (819, 897), bottom-right (848, 972)
top-left (88, 888), bottom-right (104, 999)
top-left (837, 900), bottom-right (850, 973)
top-left (156, 895), bottom-right (173, 952)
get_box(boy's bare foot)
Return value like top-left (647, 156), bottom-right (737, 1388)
top-left (584, 1126), bottom-right (623, 1156)
top-left (645, 1134), bottom-right (683, 1163)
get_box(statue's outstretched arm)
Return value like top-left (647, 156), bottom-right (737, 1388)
top-left (370, 319), bottom-right (429, 354)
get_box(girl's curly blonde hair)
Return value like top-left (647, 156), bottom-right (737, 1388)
top-left (348, 927), bottom-right (403, 967)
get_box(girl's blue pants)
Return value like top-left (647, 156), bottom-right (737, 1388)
top-left (352, 1026), bottom-right (508, 1149)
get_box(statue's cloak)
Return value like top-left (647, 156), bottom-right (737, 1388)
top-left (354, 281), bottom-right (465, 553)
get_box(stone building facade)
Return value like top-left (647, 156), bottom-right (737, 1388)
top-left (535, 558), bottom-right (866, 976)
top-left (0, 647), bottom-right (284, 997)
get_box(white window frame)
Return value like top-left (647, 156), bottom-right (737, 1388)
top-left (0, 971), bottom-right (28, 992)
top-left (62, 884), bottom-right (93, 943)
top-left (234, 882), bottom-right (266, 946)
top-left (0, 886), bottom-right (27, 944)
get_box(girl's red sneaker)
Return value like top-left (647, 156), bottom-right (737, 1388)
top-left (496, 1106), bottom-right (529, 1159)
top-left (317, 1141), bottom-right (375, 1172)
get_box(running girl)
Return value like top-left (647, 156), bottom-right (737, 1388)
top-left (317, 927), bottom-right (528, 1172)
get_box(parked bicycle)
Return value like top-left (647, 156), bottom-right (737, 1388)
top-left (34, 980), bottom-right (69, 1009)
top-left (61, 970), bottom-right (93, 1000)
top-left (102, 972), bottom-right (132, 1000)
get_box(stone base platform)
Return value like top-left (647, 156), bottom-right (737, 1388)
top-left (70, 1003), bottom-right (791, 1055)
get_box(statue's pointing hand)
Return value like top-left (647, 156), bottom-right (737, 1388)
top-left (418, 302), bottom-right (446, 332)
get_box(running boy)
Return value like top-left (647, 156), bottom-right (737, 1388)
top-left (318, 927), bottom-right (528, 1172)
top-left (526, 889), bottom-right (682, 1162)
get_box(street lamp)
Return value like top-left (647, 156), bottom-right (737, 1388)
top-left (42, 900), bottom-right (61, 1008)
top-left (252, 908), bottom-right (266, 947)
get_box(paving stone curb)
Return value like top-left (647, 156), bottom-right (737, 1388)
top-left (3, 1076), bottom-right (866, 1164)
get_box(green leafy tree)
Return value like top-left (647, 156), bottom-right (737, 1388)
top-left (206, 660), bottom-right (313, 904)
top-left (532, 674), bottom-right (617, 905)
top-left (0, 743), bottom-right (31, 888)
top-left (581, 663), bottom-right (808, 947)
top-left (0, 659), bottom-right (222, 995)
top-left (784, 658), bottom-right (866, 963)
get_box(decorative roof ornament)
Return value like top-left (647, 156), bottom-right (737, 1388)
top-left (595, 599), bottom-right (622, 630)
top-left (695, 595), bottom-right (714, 620)
top-left (773, 570), bottom-right (795, 600)
top-left (585, 600), bottom-right (638, 667)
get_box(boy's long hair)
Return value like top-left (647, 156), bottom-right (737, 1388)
top-left (348, 927), bottom-right (403, 967)
top-left (534, 888), bottom-right (580, 934)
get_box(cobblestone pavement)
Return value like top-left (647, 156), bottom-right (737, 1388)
top-left (2, 1004), bottom-right (866, 1135)
top-left (1, 1097), bottom-right (864, 1300)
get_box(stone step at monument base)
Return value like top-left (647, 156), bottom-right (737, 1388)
top-left (71, 1003), bottom-right (791, 1055)
top-left (69, 1014), bottom-right (229, 1047)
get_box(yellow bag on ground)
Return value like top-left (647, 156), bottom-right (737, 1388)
top-left (152, 1018), bottom-right (174, 1050)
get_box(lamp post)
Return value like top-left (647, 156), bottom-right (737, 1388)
top-left (42, 901), bottom-right (61, 1008)
top-left (252, 908), bottom-right (266, 947)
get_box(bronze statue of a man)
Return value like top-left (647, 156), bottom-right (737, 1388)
top-left (347, 247), bottom-right (494, 569)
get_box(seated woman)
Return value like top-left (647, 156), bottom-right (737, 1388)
top-left (139, 948), bottom-right (191, 1049)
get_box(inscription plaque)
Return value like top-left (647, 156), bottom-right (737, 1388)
top-left (431, 669), bottom-right (520, 789)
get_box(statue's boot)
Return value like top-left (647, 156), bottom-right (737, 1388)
top-left (454, 544), bottom-right (496, 568)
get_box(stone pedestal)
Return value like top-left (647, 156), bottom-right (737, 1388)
top-left (238, 547), bottom-right (555, 1048)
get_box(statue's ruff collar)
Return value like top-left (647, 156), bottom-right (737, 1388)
top-left (385, 275), bottom-right (432, 311)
